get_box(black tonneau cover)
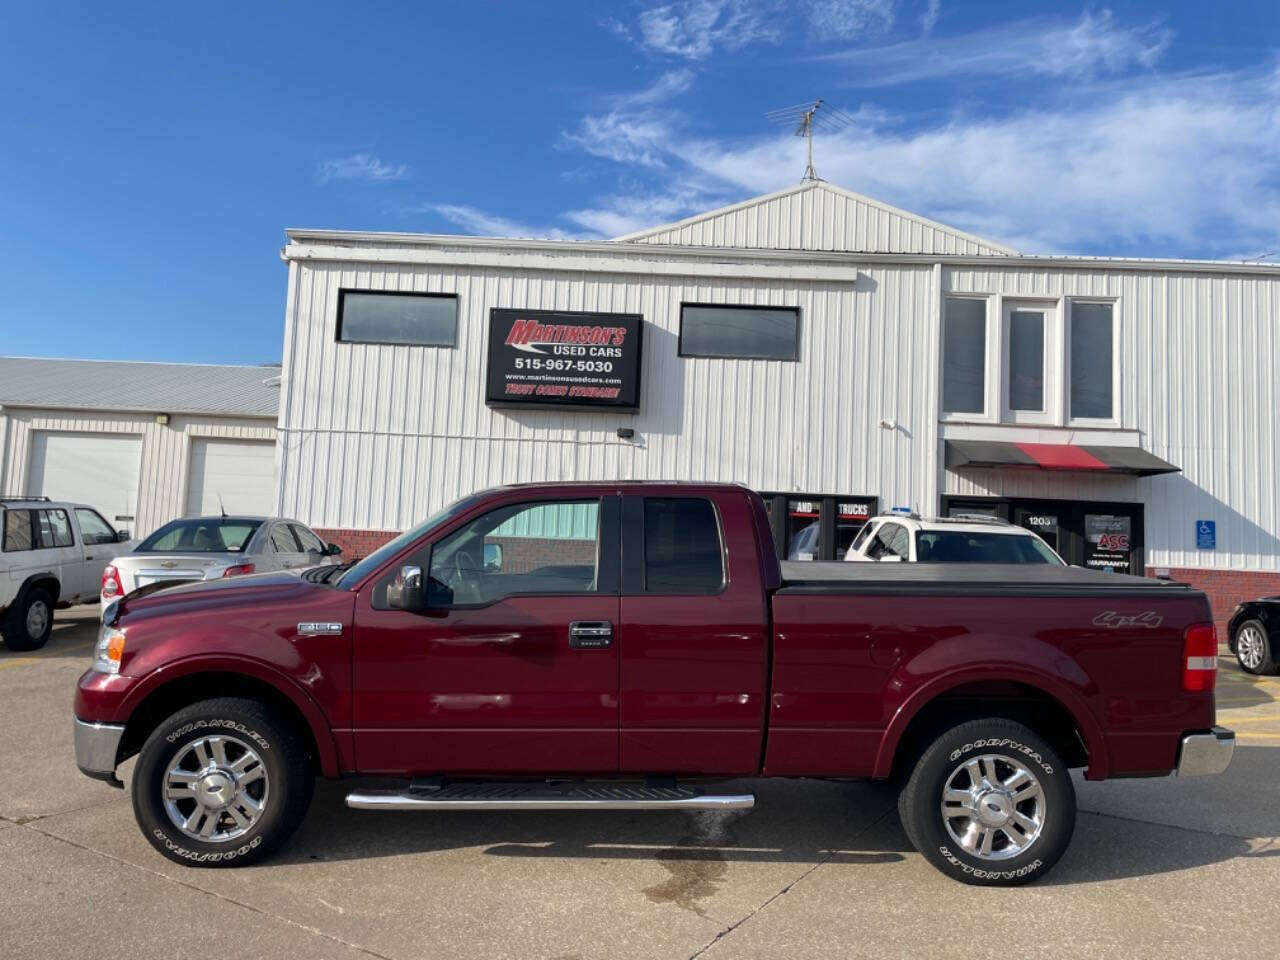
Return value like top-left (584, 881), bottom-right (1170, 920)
top-left (778, 562), bottom-right (1199, 598)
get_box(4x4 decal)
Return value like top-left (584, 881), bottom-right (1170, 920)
top-left (1092, 610), bottom-right (1163, 629)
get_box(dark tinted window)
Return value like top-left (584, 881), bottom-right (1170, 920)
top-left (679, 305), bottom-right (799, 360)
top-left (337, 290), bottom-right (457, 346)
top-left (1070, 302), bottom-right (1114, 419)
top-left (643, 498), bottom-right (724, 593)
top-left (942, 298), bottom-right (986, 414)
top-left (915, 531), bottom-right (1061, 564)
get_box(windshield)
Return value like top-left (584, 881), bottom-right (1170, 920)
top-left (335, 494), bottom-right (485, 590)
top-left (136, 518), bottom-right (262, 553)
top-left (915, 530), bottom-right (1065, 564)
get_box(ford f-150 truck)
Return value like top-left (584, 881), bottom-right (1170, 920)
top-left (73, 483), bottom-right (1235, 885)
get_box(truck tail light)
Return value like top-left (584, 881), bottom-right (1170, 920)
top-left (1182, 623), bottom-right (1218, 692)
top-left (222, 563), bottom-right (255, 578)
top-left (102, 564), bottom-right (124, 598)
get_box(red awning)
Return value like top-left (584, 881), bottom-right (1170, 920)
top-left (946, 440), bottom-right (1180, 477)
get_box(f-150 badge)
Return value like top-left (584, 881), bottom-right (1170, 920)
top-left (297, 622), bottom-right (343, 636)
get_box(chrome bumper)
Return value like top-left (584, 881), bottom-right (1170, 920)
top-left (1176, 726), bottom-right (1235, 777)
top-left (73, 717), bottom-right (125, 786)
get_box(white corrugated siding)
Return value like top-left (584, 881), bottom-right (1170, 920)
top-left (620, 183), bottom-right (1015, 257)
top-left (0, 408), bottom-right (276, 536)
top-left (277, 257), bottom-right (942, 533)
top-left (943, 266), bottom-right (1280, 572)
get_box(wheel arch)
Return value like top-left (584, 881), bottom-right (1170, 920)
top-left (117, 661), bottom-right (340, 777)
top-left (876, 671), bottom-right (1107, 782)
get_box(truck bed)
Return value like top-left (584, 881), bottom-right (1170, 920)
top-left (778, 562), bottom-right (1198, 597)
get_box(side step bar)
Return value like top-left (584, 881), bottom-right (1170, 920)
top-left (346, 782), bottom-right (755, 812)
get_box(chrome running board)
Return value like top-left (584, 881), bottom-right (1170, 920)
top-left (345, 782), bottom-right (755, 811)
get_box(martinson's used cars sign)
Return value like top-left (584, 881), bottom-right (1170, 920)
top-left (485, 308), bottom-right (644, 410)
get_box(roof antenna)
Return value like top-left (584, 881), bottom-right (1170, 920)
top-left (218, 493), bottom-right (227, 518)
top-left (765, 99), bottom-right (855, 182)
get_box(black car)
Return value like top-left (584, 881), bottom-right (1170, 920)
top-left (1227, 597), bottom-right (1280, 675)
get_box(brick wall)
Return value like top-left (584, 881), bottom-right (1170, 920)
top-left (1146, 566), bottom-right (1280, 643)
top-left (316, 528), bottom-right (398, 560)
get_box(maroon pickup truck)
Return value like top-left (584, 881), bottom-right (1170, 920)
top-left (74, 482), bottom-right (1234, 884)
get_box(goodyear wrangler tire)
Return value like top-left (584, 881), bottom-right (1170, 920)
top-left (899, 718), bottom-right (1075, 886)
top-left (131, 698), bottom-right (313, 867)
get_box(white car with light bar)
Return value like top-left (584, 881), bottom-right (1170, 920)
top-left (101, 515), bottom-right (342, 607)
top-left (846, 508), bottom-right (1067, 564)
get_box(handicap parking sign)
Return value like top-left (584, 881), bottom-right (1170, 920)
top-left (1196, 520), bottom-right (1215, 550)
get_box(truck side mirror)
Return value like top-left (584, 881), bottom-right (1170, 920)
top-left (386, 564), bottom-right (423, 610)
top-left (116, 529), bottom-right (132, 542)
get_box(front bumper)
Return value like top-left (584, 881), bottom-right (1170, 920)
top-left (73, 717), bottom-right (126, 787)
top-left (1176, 726), bottom-right (1235, 777)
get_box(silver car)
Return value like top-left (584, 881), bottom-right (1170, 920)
top-left (100, 516), bottom-right (341, 607)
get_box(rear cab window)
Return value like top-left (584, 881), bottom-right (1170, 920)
top-left (3, 509), bottom-right (34, 552)
top-left (641, 498), bottom-right (725, 594)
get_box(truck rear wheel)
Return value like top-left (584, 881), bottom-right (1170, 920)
top-left (2, 588), bottom-right (54, 651)
top-left (131, 697), bottom-right (314, 867)
top-left (899, 718), bottom-right (1075, 886)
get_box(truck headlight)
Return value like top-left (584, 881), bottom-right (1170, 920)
top-left (93, 624), bottom-right (127, 675)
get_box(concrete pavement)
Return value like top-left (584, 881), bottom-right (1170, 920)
top-left (2, 608), bottom-right (1277, 960)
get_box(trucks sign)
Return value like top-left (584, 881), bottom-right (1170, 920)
top-left (485, 308), bottom-right (644, 410)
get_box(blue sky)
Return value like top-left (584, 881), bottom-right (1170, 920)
top-left (2, 1), bottom-right (1278, 364)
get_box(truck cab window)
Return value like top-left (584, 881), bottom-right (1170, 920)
top-left (870, 522), bottom-right (909, 560)
top-left (409, 499), bottom-right (601, 607)
top-left (643, 498), bottom-right (724, 594)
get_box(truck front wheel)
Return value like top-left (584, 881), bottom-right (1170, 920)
top-left (131, 698), bottom-right (314, 867)
top-left (899, 718), bottom-right (1075, 886)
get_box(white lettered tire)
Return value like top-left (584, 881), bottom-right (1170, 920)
top-left (131, 698), bottom-right (314, 867)
top-left (898, 718), bottom-right (1076, 886)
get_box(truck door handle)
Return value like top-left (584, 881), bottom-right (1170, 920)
top-left (569, 621), bottom-right (613, 649)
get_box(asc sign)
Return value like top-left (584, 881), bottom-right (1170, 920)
top-left (485, 308), bottom-right (644, 410)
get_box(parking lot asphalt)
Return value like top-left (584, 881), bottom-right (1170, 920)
top-left (2, 609), bottom-right (1278, 960)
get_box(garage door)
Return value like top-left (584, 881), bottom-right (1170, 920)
top-left (28, 432), bottom-right (143, 525)
top-left (186, 439), bottom-right (276, 517)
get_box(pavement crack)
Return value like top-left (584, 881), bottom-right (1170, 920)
top-left (687, 803), bottom-right (899, 960)
top-left (1077, 807), bottom-right (1270, 842)
top-left (19, 822), bottom-right (399, 960)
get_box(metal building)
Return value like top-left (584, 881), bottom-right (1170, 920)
top-left (0, 358), bottom-right (281, 536)
top-left (277, 180), bottom-right (1280, 626)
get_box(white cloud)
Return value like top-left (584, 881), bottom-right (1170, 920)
top-left (420, 203), bottom-right (598, 241)
top-left (561, 70), bottom-right (694, 168)
top-left (802, 0), bottom-right (895, 40)
top-left (620, 0), bottom-right (785, 59)
top-left (559, 62), bottom-right (1280, 258)
top-left (920, 0), bottom-right (940, 34)
top-left (819, 9), bottom-right (1171, 86)
top-left (317, 153), bottom-right (410, 183)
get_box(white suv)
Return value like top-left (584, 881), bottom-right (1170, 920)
top-left (1, 497), bottom-right (132, 651)
top-left (845, 512), bottom-right (1065, 565)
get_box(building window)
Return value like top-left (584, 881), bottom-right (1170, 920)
top-left (1070, 302), bottom-right (1114, 420)
top-left (679, 304), bottom-right (799, 360)
top-left (1007, 309), bottom-right (1046, 412)
top-left (942, 298), bottom-right (987, 414)
top-left (336, 290), bottom-right (457, 347)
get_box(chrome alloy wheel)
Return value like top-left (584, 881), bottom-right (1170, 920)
top-left (162, 734), bottom-right (269, 843)
top-left (25, 599), bottom-right (49, 639)
top-left (1238, 624), bottom-right (1267, 671)
top-left (941, 754), bottom-right (1046, 860)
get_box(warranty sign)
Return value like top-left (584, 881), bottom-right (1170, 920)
top-left (485, 308), bottom-right (644, 410)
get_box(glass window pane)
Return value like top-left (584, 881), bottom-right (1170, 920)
top-left (75, 508), bottom-right (116, 545)
top-left (1071, 303), bottom-right (1114, 419)
top-left (784, 498), bottom-right (820, 561)
top-left (3, 509), bottom-right (34, 552)
top-left (680, 305), bottom-right (798, 360)
top-left (291, 524), bottom-right (325, 554)
top-left (424, 500), bottom-right (600, 605)
top-left (644, 498), bottom-right (724, 592)
top-left (38, 509), bottom-right (74, 548)
top-left (271, 525), bottom-right (301, 553)
top-left (942, 298), bottom-right (986, 414)
top-left (1008, 310), bottom-right (1045, 411)
top-left (338, 291), bottom-right (457, 346)
top-left (834, 499), bottom-right (872, 558)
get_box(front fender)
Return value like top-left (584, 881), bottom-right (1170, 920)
top-left (115, 654), bottom-right (343, 777)
top-left (872, 634), bottom-right (1108, 781)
